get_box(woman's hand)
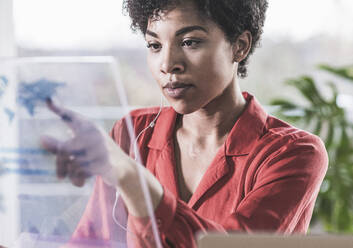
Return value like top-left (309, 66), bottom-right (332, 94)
top-left (40, 98), bottom-right (131, 187)
top-left (40, 98), bottom-right (163, 217)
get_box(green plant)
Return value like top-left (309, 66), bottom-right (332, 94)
top-left (270, 64), bottom-right (353, 233)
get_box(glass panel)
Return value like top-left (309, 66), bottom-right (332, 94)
top-left (0, 57), bottom-right (160, 247)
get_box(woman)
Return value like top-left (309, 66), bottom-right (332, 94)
top-left (41, 0), bottom-right (328, 247)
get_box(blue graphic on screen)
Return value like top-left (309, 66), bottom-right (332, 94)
top-left (1, 77), bottom-right (66, 177)
top-left (0, 75), bottom-right (8, 98)
top-left (4, 107), bottom-right (15, 123)
top-left (1, 76), bottom-right (12, 123)
top-left (17, 78), bottom-right (66, 116)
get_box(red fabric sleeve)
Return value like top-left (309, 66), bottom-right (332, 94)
top-left (127, 187), bottom-right (226, 248)
top-left (61, 177), bottom-right (127, 248)
top-left (61, 119), bottom-right (130, 248)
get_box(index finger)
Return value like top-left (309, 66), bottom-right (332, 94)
top-left (45, 98), bottom-right (86, 133)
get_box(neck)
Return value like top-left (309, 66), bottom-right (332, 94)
top-left (179, 81), bottom-right (246, 146)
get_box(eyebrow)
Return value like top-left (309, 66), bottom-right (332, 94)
top-left (145, 25), bottom-right (208, 38)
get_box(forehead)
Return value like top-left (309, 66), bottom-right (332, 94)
top-left (147, 2), bottom-right (210, 33)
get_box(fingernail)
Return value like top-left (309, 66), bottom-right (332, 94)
top-left (61, 114), bottom-right (72, 122)
top-left (45, 97), bottom-right (52, 105)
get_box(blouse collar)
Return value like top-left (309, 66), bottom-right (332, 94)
top-left (147, 92), bottom-right (268, 156)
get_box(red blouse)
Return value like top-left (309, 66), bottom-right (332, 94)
top-left (65, 92), bottom-right (328, 248)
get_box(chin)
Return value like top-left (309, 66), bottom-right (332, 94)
top-left (169, 100), bottom-right (200, 115)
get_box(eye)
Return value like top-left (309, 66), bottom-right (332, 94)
top-left (181, 39), bottom-right (202, 48)
top-left (146, 42), bottom-right (161, 52)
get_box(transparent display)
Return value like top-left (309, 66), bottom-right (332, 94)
top-left (0, 57), bottom-right (160, 247)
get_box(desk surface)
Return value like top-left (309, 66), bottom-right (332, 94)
top-left (197, 233), bottom-right (353, 248)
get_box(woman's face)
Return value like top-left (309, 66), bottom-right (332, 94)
top-left (145, 2), bottom-right (237, 114)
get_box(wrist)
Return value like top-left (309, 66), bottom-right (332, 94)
top-left (117, 164), bottom-right (164, 217)
top-left (102, 154), bottom-right (136, 187)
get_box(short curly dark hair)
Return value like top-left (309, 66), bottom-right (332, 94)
top-left (123, 0), bottom-right (268, 78)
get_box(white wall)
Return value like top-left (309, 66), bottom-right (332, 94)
top-left (0, 0), bottom-right (16, 57)
top-left (0, 1), bottom-right (18, 246)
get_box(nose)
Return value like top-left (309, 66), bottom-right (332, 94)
top-left (160, 45), bottom-right (185, 75)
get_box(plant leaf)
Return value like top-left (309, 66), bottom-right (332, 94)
top-left (319, 64), bottom-right (353, 82)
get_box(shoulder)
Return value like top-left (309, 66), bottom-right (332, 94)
top-left (264, 114), bottom-right (323, 146)
top-left (259, 115), bottom-right (328, 171)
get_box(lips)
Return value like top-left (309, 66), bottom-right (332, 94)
top-left (163, 82), bottom-right (193, 98)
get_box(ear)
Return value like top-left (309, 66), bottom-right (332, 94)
top-left (232, 31), bottom-right (252, 63)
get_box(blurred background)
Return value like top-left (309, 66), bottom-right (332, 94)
top-left (1, 0), bottom-right (353, 246)
top-left (6, 0), bottom-right (353, 106)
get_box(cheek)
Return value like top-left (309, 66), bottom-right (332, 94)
top-left (190, 43), bottom-right (234, 77)
top-left (191, 51), bottom-right (233, 85)
top-left (213, 54), bottom-right (234, 88)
